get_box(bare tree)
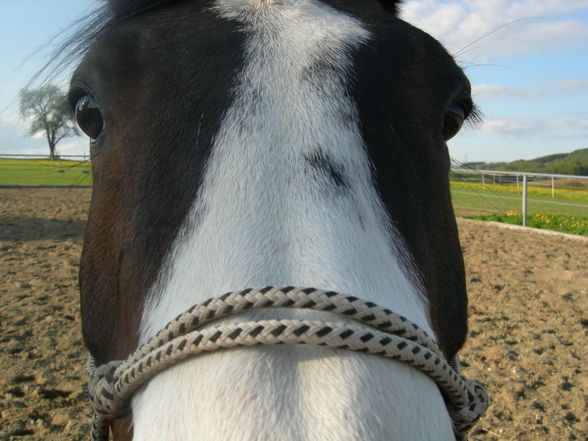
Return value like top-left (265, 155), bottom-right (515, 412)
top-left (19, 85), bottom-right (79, 159)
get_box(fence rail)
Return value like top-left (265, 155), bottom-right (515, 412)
top-left (452, 168), bottom-right (588, 181)
top-left (0, 154), bottom-right (92, 187)
top-left (1, 156), bottom-right (587, 229)
top-left (0, 153), bottom-right (90, 160)
top-left (450, 168), bottom-right (588, 227)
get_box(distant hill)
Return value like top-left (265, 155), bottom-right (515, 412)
top-left (464, 148), bottom-right (588, 176)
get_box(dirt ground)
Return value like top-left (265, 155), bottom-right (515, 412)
top-left (1, 188), bottom-right (586, 441)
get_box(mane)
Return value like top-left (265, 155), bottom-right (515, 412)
top-left (39, 0), bottom-right (190, 82)
top-left (40, 0), bottom-right (402, 82)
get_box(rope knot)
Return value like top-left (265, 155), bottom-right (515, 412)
top-left (448, 380), bottom-right (490, 440)
top-left (88, 360), bottom-right (129, 419)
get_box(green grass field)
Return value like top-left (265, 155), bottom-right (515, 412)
top-left (2, 159), bottom-right (587, 235)
top-left (451, 181), bottom-right (588, 235)
top-left (0, 158), bottom-right (92, 186)
top-left (450, 181), bottom-right (588, 217)
top-left (465, 212), bottom-right (588, 236)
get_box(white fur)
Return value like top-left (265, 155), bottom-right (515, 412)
top-left (134, 0), bottom-right (454, 440)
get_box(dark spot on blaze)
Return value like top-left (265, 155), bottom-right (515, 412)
top-left (301, 57), bottom-right (339, 83)
top-left (303, 151), bottom-right (348, 190)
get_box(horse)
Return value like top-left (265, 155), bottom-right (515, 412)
top-left (67, 0), bottom-right (487, 440)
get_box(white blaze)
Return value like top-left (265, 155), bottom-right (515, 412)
top-left (134, 0), bottom-right (454, 440)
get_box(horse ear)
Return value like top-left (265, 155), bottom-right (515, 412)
top-left (379, 0), bottom-right (403, 15)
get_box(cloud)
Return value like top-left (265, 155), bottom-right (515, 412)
top-left (0, 138), bottom-right (88, 157)
top-left (473, 84), bottom-right (550, 101)
top-left (552, 119), bottom-right (588, 131)
top-left (400, 1), bottom-right (588, 61)
top-left (0, 113), bottom-right (87, 156)
top-left (559, 110), bottom-right (588, 117)
top-left (480, 117), bottom-right (543, 137)
top-left (551, 80), bottom-right (588, 90)
top-left (479, 116), bottom-right (588, 139)
top-left (0, 116), bottom-right (32, 151)
top-left (55, 139), bottom-right (89, 156)
top-left (471, 80), bottom-right (588, 102)
top-left (0, 116), bottom-right (21, 127)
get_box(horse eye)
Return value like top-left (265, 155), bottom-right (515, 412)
top-left (75, 95), bottom-right (104, 140)
top-left (443, 104), bottom-right (465, 141)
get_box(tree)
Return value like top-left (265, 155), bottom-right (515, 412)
top-left (19, 84), bottom-right (80, 159)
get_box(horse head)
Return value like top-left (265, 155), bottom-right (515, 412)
top-left (71, 1), bottom-right (484, 439)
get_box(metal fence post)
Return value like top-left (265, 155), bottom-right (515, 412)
top-left (522, 174), bottom-right (528, 227)
top-left (551, 177), bottom-right (555, 198)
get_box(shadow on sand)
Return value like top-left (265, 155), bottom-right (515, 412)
top-left (0, 217), bottom-right (86, 242)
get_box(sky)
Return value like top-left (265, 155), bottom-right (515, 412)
top-left (0, 0), bottom-right (587, 163)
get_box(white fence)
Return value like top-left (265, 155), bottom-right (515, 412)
top-left (450, 168), bottom-right (588, 226)
top-left (2, 156), bottom-right (587, 227)
top-left (0, 153), bottom-right (90, 161)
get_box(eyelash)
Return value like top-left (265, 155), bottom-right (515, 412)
top-left (463, 103), bottom-right (483, 130)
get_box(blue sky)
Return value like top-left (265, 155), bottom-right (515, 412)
top-left (1, 0), bottom-right (587, 162)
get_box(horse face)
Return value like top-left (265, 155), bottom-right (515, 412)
top-left (75, 2), bottom-right (245, 364)
top-left (346, 12), bottom-right (473, 358)
top-left (73, 1), bottom-right (474, 439)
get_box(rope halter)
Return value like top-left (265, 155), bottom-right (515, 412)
top-left (87, 286), bottom-right (489, 441)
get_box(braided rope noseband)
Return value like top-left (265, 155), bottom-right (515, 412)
top-left (87, 286), bottom-right (488, 441)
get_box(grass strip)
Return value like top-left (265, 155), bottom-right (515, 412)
top-left (465, 212), bottom-right (588, 236)
top-left (0, 159), bottom-right (92, 186)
